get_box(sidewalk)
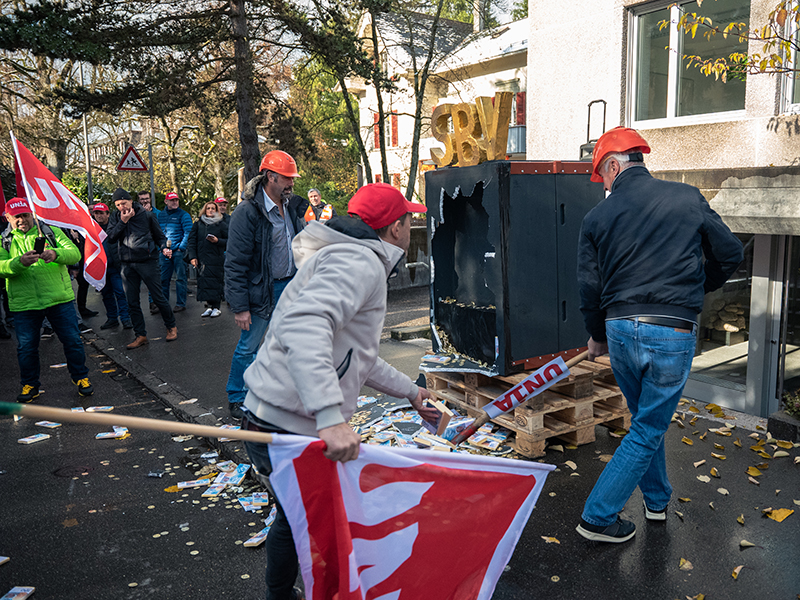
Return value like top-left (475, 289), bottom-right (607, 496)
top-left (54, 286), bottom-right (800, 597)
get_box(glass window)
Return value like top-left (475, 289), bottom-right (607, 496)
top-left (633, 0), bottom-right (750, 123)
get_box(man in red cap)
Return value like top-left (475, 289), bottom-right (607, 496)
top-left (0, 197), bottom-right (93, 402)
top-left (224, 150), bottom-right (306, 419)
top-left (575, 127), bottom-right (743, 543)
top-left (214, 196), bottom-right (231, 223)
top-left (238, 182), bottom-right (438, 600)
top-left (157, 191), bottom-right (193, 313)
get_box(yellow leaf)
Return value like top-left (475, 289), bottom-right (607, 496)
top-left (737, 514), bottom-right (745, 525)
top-left (693, 460), bottom-right (706, 468)
top-left (676, 420), bottom-right (686, 429)
top-left (734, 438), bottom-right (742, 448)
top-left (773, 439), bottom-right (792, 448)
top-left (675, 510), bottom-right (684, 520)
top-left (732, 565), bottom-right (743, 580)
top-left (756, 462), bottom-right (769, 470)
top-left (710, 467), bottom-right (720, 478)
top-left (550, 445), bottom-right (564, 453)
top-left (679, 557), bottom-right (694, 570)
top-left (756, 425), bottom-right (764, 430)
top-left (747, 466), bottom-right (762, 477)
top-left (689, 416), bottom-right (698, 425)
top-left (700, 432), bottom-right (708, 440)
top-left (711, 453), bottom-right (726, 460)
top-left (682, 436), bottom-right (694, 446)
top-left (740, 540), bottom-right (755, 548)
top-left (714, 443), bottom-right (725, 450)
top-left (541, 536), bottom-right (561, 544)
top-left (679, 497), bottom-right (692, 502)
top-left (706, 403), bottom-right (720, 410)
top-left (767, 508), bottom-right (794, 523)
top-left (777, 8), bottom-right (788, 27)
top-left (564, 460), bottom-right (577, 471)
top-left (688, 406), bottom-right (700, 413)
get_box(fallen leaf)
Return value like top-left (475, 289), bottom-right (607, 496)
top-left (697, 475), bottom-right (711, 483)
top-left (564, 460), bottom-right (577, 471)
top-left (749, 432), bottom-right (760, 439)
top-left (756, 424), bottom-right (764, 430)
top-left (794, 500), bottom-right (800, 506)
top-left (569, 473), bottom-right (580, 477)
top-left (550, 445), bottom-right (564, 453)
top-left (599, 454), bottom-right (613, 463)
top-left (688, 406), bottom-right (700, 413)
top-left (700, 432), bottom-right (708, 440)
top-left (761, 507), bottom-right (774, 514)
top-left (747, 466), bottom-right (762, 477)
top-left (541, 536), bottom-right (560, 544)
top-left (773, 451), bottom-right (790, 458)
top-left (693, 460), bottom-right (706, 468)
top-left (675, 510), bottom-right (684, 520)
top-left (676, 420), bottom-right (686, 429)
top-left (714, 443), bottom-right (725, 450)
top-left (679, 558), bottom-right (694, 571)
top-left (749, 477), bottom-right (760, 486)
top-left (766, 508), bottom-right (794, 523)
top-left (776, 440), bottom-right (793, 449)
top-left (776, 489), bottom-right (780, 496)
top-left (757, 451), bottom-right (771, 459)
top-left (732, 565), bottom-right (743, 580)
top-left (679, 497), bottom-right (692, 503)
top-left (62, 518), bottom-right (79, 528)
top-left (734, 438), bottom-right (742, 448)
top-left (795, 457), bottom-right (800, 465)
top-left (710, 467), bottom-right (720, 478)
top-left (709, 502), bottom-right (715, 509)
top-left (711, 453), bottom-right (726, 460)
top-left (706, 403), bottom-right (720, 411)
top-left (717, 488), bottom-right (729, 495)
top-left (681, 436), bottom-right (694, 446)
top-left (689, 416), bottom-right (698, 425)
top-left (737, 514), bottom-right (745, 525)
top-left (756, 462), bottom-right (769, 470)
top-left (740, 540), bottom-right (755, 548)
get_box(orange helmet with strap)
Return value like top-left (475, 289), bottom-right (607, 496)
top-left (259, 150), bottom-right (300, 178)
top-left (590, 127), bottom-right (651, 183)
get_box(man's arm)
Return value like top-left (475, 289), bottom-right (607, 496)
top-left (224, 204), bottom-right (256, 316)
top-left (148, 212), bottom-right (167, 251)
top-left (699, 199), bottom-right (744, 293)
top-left (577, 222), bottom-right (607, 344)
top-left (105, 213), bottom-right (126, 243)
top-left (178, 210), bottom-right (192, 251)
top-left (48, 226), bottom-right (81, 265)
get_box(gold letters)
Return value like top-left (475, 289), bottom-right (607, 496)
top-left (430, 92), bottom-right (514, 168)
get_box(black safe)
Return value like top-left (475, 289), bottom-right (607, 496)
top-left (425, 160), bottom-right (605, 375)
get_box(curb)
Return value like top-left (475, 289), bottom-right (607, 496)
top-left (390, 325), bottom-right (431, 341)
top-left (767, 410), bottom-right (800, 443)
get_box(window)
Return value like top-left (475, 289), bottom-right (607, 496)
top-left (785, 26), bottom-right (800, 111)
top-left (631, 0), bottom-right (750, 125)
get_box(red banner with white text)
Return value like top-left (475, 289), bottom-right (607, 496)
top-left (11, 133), bottom-right (107, 289)
top-left (268, 434), bottom-right (555, 600)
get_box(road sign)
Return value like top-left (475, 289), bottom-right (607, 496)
top-left (116, 145), bottom-right (148, 172)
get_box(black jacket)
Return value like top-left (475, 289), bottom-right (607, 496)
top-left (224, 175), bottom-right (305, 319)
top-left (106, 203), bottom-right (166, 263)
top-left (578, 166), bottom-right (744, 342)
top-left (187, 218), bottom-right (228, 303)
top-left (98, 220), bottom-right (121, 270)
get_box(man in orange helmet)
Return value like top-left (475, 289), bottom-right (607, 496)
top-left (576, 127), bottom-right (743, 543)
top-left (224, 150), bottom-right (306, 419)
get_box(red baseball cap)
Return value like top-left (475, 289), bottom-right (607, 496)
top-left (165, 192), bottom-right (179, 201)
top-left (91, 203), bottom-right (109, 212)
top-left (214, 197), bottom-right (227, 203)
top-left (347, 183), bottom-right (426, 230)
top-left (5, 197), bottom-right (33, 216)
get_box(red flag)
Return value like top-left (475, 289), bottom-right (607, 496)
top-left (11, 133), bottom-right (107, 290)
top-left (268, 434), bottom-right (555, 600)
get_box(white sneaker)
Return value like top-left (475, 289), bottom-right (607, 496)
top-left (201, 308), bottom-right (213, 317)
top-left (210, 308), bottom-right (221, 318)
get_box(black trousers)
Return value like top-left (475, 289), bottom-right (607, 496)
top-left (121, 260), bottom-right (175, 337)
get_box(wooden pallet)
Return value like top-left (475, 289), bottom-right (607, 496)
top-left (425, 358), bottom-right (630, 458)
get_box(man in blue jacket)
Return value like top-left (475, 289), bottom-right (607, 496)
top-left (575, 127), bottom-right (744, 543)
top-left (157, 191), bottom-right (192, 312)
top-left (224, 150), bottom-right (305, 419)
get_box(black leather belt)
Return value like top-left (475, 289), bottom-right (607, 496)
top-left (624, 316), bottom-right (696, 330)
top-left (241, 415), bottom-right (289, 435)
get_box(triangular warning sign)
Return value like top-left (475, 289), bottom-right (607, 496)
top-left (116, 145), bottom-right (148, 172)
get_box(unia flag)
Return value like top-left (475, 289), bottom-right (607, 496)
top-left (11, 132), bottom-right (107, 289)
top-left (268, 434), bottom-right (555, 600)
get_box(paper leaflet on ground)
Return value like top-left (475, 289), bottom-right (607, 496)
top-left (1, 588), bottom-right (35, 600)
top-left (244, 505), bottom-right (278, 547)
top-left (178, 478), bottom-right (213, 489)
top-left (482, 356), bottom-right (570, 419)
top-left (269, 434), bottom-right (554, 600)
top-left (35, 421), bottom-right (61, 428)
top-left (419, 352), bottom-right (499, 376)
top-left (214, 463), bottom-right (250, 485)
top-left (201, 483), bottom-right (227, 497)
top-left (95, 426), bottom-right (128, 439)
top-left (18, 434), bottom-right (50, 444)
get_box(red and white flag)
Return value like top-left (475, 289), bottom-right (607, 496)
top-left (268, 434), bottom-right (555, 600)
top-left (11, 132), bottom-right (107, 289)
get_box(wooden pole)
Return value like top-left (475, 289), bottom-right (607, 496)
top-left (450, 350), bottom-right (590, 445)
top-left (2, 402), bottom-right (273, 445)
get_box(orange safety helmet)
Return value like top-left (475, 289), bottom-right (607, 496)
top-left (590, 127), bottom-right (651, 183)
top-left (259, 150), bottom-right (300, 178)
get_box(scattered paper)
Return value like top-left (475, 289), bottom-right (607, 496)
top-left (35, 421), bottom-right (61, 428)
top-left (18, 434), bottom-right (50, 445)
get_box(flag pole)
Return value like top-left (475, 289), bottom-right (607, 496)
top-left (10, 130), bottom-right (43, 239)
top-left (1, 402), bottom-right (273, 445)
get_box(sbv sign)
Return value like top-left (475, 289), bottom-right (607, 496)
top-left (430, 92), bottom-right (513, 168)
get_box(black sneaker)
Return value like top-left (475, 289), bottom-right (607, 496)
top-left (100, 319), bottom-right (120, 330)
top-left (576, 517), bottom-right (636, 543)
top-left (173, 305), bottom-right (186, 313)
top-left (80, 308), bottom-right (99, 318)
top-left (229, 403), bottom-right (245, 419)
top-left (17, 384), bottom-right (40, 403)
top-left (149, 303), bottom-right (159, 314)
top-left (122, 319), bottom-right (134, 329)
top-left (643, 500), bottom-right (667, 521)
top-left (73, 378), bottom-right (94, 397)
top-left (0, 324), bottom-right (10, 339)
top-left (41, 326), bottom-right (54, 339)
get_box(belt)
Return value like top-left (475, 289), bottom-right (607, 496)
top-left (241, 415), bottom-right (290, 435)
top-left (624, 316), bottom-right (697, 331)
top-left (273, 276), bottom-right (293, 283)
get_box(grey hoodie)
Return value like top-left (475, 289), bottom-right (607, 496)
top-left (242, 218), bottom-right (419, 436)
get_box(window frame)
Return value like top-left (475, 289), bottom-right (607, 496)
top-left (781, 21), bottom-right (800, 113)
top-left (627, 0), bottom-right (750, 129)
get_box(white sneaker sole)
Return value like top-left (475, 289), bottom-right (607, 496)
top-left (644, 501), bottom-right (667, 521)
top-left (576, 524), bottom-right (636, 543)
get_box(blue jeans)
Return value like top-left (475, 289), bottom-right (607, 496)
top-left (13, 301), bottom-right (89, 388)
top-left (581, 318), bottom-right (696, 526)
top-left (226, 278), bottom-right (291, 405)
top-left (101, 268), bottom-right (130, 322)
top-left (243, 432), bottom-right (300, 600)
top-left (160, 250), bottom-right (187, 307)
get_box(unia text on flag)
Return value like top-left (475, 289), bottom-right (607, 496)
top-left (268, 434), bottom-right (556, 600)
top-left (10, 131), bottom-right (107, 290)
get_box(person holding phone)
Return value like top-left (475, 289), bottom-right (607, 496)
top-left (0, 197), bottom-right (93, 402)
top-left (187, 201), bottom-right (228, 318)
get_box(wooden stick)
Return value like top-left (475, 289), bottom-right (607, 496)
top-left (450, 350), bottom-right (590, 445)
top-left (1, 402), bottom-right (273, 444)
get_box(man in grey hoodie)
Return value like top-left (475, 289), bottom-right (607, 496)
top-left (240, 183), bottom-right (438, 600)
